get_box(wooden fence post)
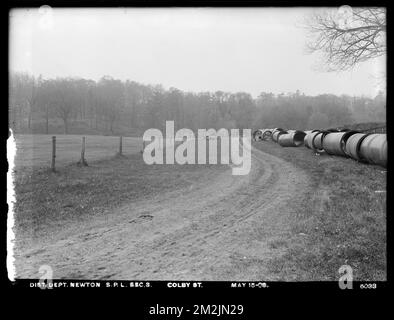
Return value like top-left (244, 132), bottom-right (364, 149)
top-left (51, 136), bottom-right (56, 172)
top-left (119, 136), bottom-right (123, 155)
top-left (78, 136), bottom-right (88, 166)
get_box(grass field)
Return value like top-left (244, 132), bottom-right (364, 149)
top-left (253, 141), bottom-right (386, 281)
top-left (12, 134), bottom-right (143, 170)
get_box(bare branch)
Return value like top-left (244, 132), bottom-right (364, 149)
top-left (304, 7), bottom-right (386, 71)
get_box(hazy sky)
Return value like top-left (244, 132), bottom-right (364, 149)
top-left (9, 7), bottom-right (386, 98)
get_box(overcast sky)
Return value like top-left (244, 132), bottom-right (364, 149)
top-left (9, 7), bottom-right (386, 98)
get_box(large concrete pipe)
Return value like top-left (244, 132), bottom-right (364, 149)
top-left (253, 129), bottom-right (273, 141)
top-left (359, 134), bottom-right (387, 167)
top-left (260, 129), bottom-right (271, 140)
top-left (311, 130), bottom-right (337, 152)
top-left (261, 129), bottom-right (272, 140)
top-left (253, 130), bottom-right (262, 141)
top-left (272, 130), bottom-right (287, 143)
top-left (278, 130), bottom-right (307, 147)
top-left (304, 135), bottom-right (309, 148)
top-left (271, 128), bottom-right (285, 140)
top-left (344, 133), bottom-right (369, 161)
top-left (322, 131), bottom-right (359, 157)
top-left (271, 128), bottom-right (284, 140)
top-left (304, 131), bottom-right (321, 149)
top-left (311, 131), bottom-right (326, 151)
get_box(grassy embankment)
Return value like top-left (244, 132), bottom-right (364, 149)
top-left (253, 139), bottom-right (386, 281)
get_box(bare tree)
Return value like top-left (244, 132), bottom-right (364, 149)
top-left (9, 72), bottom-right (28, 131)
top-left (96, 76), bottom-right (125, 133)
top-left (26, 75), bottom-right (40, 129)
top-left (8, 70), bottom-right (387, 135)
top-left (305, 7), bottom-right (386, 71)
top-left (36, 80), bottom-right (52, 134)
top-left (53, 79), bottom-right (78, 134)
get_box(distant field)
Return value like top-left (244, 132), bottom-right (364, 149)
top-left (12, 134), bottom-right (143, 170)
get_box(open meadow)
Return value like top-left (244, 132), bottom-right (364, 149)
top-left (13, 134), bottom-right (143, 170)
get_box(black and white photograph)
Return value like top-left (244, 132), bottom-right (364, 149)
top-left (6, 5), bottom-right (387, 289)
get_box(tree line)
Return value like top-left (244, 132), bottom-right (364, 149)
top-left (9, 72), bottom-right (386, 136)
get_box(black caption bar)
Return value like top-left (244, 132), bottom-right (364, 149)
top-left (8, 279), bottom-right (387, 290)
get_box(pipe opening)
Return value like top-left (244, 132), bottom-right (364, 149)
top-left (311, 132), bottom-right (325, 152)
top-left (355, 132), bottom-right (377, 163)
top-left (340, 131), bottom-right (360, 155)
top-left (293, 130), bottom-right (306, 146)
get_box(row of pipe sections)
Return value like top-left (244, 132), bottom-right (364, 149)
top-left (253, 128), bottom-right (387, 167)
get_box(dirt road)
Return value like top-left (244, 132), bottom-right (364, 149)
top-left (14, 146), bottom-right (312, 280)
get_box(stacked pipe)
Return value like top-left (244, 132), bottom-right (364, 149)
top-left (344, 133), bottom-right (387, 167)
top-left (321, 131), bottom-right (358, 157)
top-left (253, 126), bottom-right (387, 168)
top-left (252, 130), bottom-right (262, 141)
top-left (304, 129), bottom-right (338, 152)
top-left (253, 129), bottom-right (272, 141)
top-left (305, 129), bottom-right (387, 167)
top-left (271, 128), bottom-right (286, 142)
top-left (304, 130), bottom-right (320, 149)
top-left (278, 130), bottom-right (306, 147)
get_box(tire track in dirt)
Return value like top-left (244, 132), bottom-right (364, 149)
top-left (14, 146), bottom-right (312, 280)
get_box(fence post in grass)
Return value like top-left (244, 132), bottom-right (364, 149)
top-left (51, 136), bottom-right (56, 172)
top-left (78, 136), bottom-right (88, 166)
top-left (119, 136), bottom-right (123, 156)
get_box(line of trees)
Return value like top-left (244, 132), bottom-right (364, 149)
top-left (9, 72), bottom-right (386, 136)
